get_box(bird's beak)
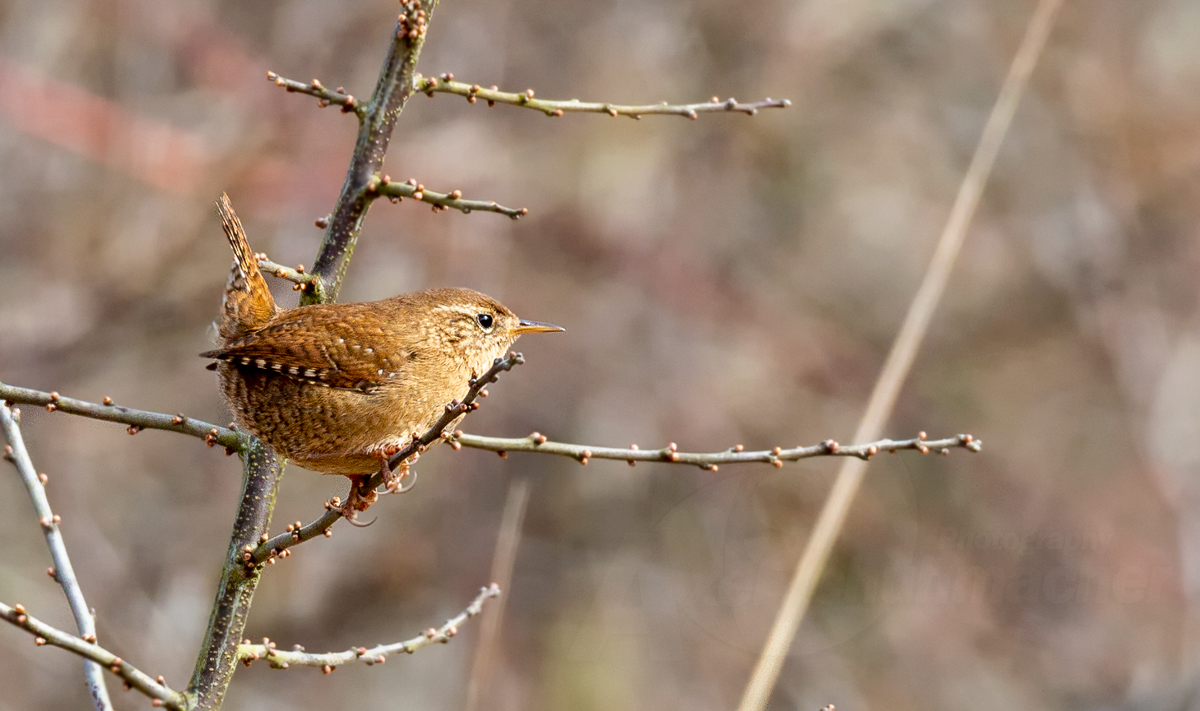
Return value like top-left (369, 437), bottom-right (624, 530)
top-left (514, 318), bottom-right (566, 334)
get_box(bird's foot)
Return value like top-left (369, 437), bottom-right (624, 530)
top-left (378, 448), bottom-right (418, 495)
top-left (339, 476), bottom-right (378, 527)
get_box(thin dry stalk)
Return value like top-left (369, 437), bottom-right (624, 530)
top-left (465, 478), bottom-right (531, 711)
top-left (736, 1), bottom-right (1065, 708)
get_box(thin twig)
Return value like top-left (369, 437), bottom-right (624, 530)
top-left (736, 2), bottom-right (1063, 709)
top-left (417, 74), bottom-right (791, 119)
top-left (379, 178), bottom-right (528, 219)
top-left (255, 256), bottom-right (327, 301)
top-left (248, 352), bottom-right (525, 564)
top-left (237, 584), bottom-right (500, 670)
top-left (255, 256), bottom-right (307, 285)
top-left (265, 72), bottom-right (363, 117)
top-left (466, 480), bottom-right (529, 711)
top-left (0, 601), bottom-right (185, 710)
top-left (0, 383), bottom-right (245, 450)
top-left (1, 405), bottom-right (113, 711)
top-left (381, 353), bottom-right (526, 475)
top-left (451, 432), bottom-right (981, 469)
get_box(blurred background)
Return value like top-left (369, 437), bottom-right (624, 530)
top-left (1, 0), bottom-right (1199, 709)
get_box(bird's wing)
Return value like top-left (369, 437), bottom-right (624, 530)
top-left (200, 304), bottom-right (413, 391)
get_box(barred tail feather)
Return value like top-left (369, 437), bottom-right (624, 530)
top-left (217, 193), bottom-right (276, 340)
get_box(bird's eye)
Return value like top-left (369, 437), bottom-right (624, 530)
top-left (476, 313), bottom-right (494, 330)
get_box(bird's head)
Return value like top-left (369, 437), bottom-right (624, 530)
top-left (418, 288), bottom-right (564, 371)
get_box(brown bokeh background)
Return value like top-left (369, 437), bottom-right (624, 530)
top-left (2, 0), bottom-right (1199, 709)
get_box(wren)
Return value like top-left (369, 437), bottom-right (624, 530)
top-left (201, 195), bottom-right (562, 512)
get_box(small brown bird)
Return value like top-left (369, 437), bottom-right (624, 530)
top-left (201, 195), bottom-right (562, 515)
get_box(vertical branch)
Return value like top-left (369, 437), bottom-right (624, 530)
top-left (735, 1), bottom-right (1064, 709)
top-left (304, 0), bottom-right (441, 305)
top-left (1, 405), bottom-right (114, 711)
top-left (186, 443), bottom-right (284, 710)
top-left (190, 2), bottom-right (440, 706)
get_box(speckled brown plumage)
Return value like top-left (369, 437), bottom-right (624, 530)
top-left (202, 195), bottom-right (563, 479)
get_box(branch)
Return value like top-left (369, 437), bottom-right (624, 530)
top-left (186, 441), bottom-right (285, 710)
top-left (265, 72), bottom-right (363, 117)
top-left (191, 4), bottom-right (439, 704)
top-left (380, 353), bottom-right (525, 476)
top-left (378, 177), bottom-right (528, 218)
top-left (450, 432), bottom-right (982, 469)
top-left (0, 601), bottom-right (185, 710)
top-left (248, 352), bottom-right (525, 565)
top-left (237, 584), bottom-right (500, 671)
top-left (1, 404), bottom-right (113, 711)
top-left (304, 0), bottom-right (441, 305)
top-left (417, 74), bottom-right (791, 119)
top-left (0, 383), bottom-right (245, 451)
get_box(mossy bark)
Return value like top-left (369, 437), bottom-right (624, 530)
top-left (185, 442), bottom-right (283, 710)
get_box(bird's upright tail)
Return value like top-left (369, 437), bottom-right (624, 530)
top-left (216, 193), bottom-right (276, 341)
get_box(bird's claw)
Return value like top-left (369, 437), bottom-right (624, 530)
top-left (382, 468), bottom-right (418, 494)
top-left (340, 476), bottom-right (379, 526)
top-left (380, 458), bottom-right (416, 494)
